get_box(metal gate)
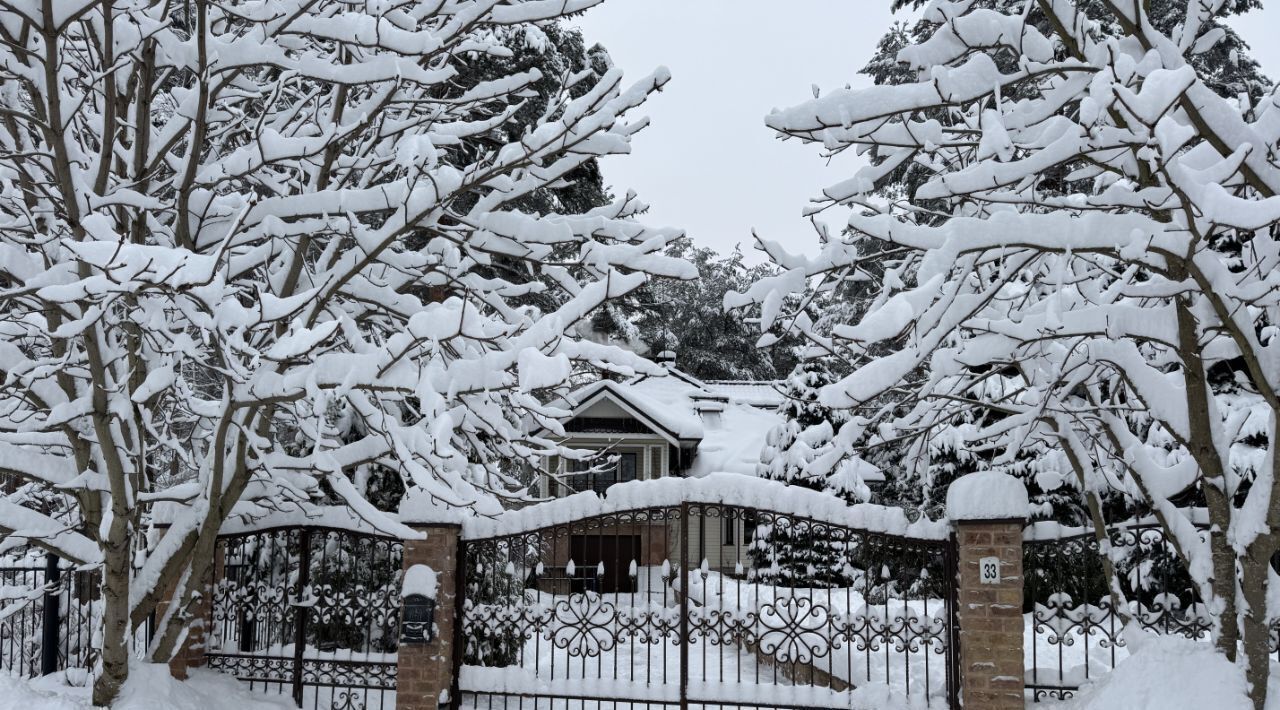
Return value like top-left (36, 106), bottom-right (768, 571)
top-left (458, 503), bottom-right (958, 709)
top-left (206, 526), bottom-right (403, 710)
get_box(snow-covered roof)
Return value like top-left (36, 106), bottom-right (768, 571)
top-left (544, 366), bottom-right (785, 477)
top-left (686, 403), bottom-right (779, 477)
top-left (704, 380), bottom-right (784, 409)
top-left (544, 366), bottom-right (884, 485)
top-left (563, 379), bottom-right (705, 442)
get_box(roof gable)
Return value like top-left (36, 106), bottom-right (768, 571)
top-left (538, 381), bottom-right (702, 445)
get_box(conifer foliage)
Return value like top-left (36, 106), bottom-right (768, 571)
top-left (749, 359), bottom-right (877, 587)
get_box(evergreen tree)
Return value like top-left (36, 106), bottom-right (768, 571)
top-left (591, 240), bottom-right (803, 380)
top-left (748, 359), bottom-right (877, 587)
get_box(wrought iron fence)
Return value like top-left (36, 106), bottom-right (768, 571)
top-left (1023, 524), bottom-right (1232, 701)
top-left (0, 551), bottom-right (118, 681)
top-left (206, 526), bottom-right (403, 710)
top-left (459, 503), bottom-right (958, 709)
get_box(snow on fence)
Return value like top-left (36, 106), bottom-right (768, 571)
top-left (205, 525), bottom-right (403, 710)
top-left (461, 473), bottom-right (951, 542)
top-left (1020, 521), bottom-right (1274, 702)
top-left (0, 550), bottom-right (140, 682)
top-left (459, 500), bottom-right (958, 709)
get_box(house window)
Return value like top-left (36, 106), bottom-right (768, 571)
top-left (723, 511), bottom-right (756, 546)
top-left (567, 453), bottom-right (638, 495)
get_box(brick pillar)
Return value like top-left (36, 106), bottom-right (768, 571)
top-left (398, 524), bottom-right (460, 710)
top-left (954, 518), bottom-right (1025, 709)
top-left (946, 470), bottom-right (1028, 710)
top-left (154, 530), bottom-right (216, 680)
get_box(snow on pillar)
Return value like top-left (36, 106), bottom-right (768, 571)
top-left (947, 471), bottom-right (1029, 710)
top-left (397, 522), bottom-right (460, 710)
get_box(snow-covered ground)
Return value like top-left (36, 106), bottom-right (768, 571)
top-left (0, 662), bottom-right (295, 710)
top-left (1035, 631), bottom-right (1263, 710)
top-left (9, 630), bottom-right (1280, 710)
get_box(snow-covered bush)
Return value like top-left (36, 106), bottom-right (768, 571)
top-left (734, 0), bottom-right (1279, 706)
top-left (0, 0), bottom-right (692, 701)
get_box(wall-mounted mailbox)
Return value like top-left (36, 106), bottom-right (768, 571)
top-left (401, 593), bottom-right (436, 643)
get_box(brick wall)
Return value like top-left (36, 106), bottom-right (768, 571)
top-left (397, 524), bottom-right (460, 710)
top-left (955, 519), bottom-right (1024, 709)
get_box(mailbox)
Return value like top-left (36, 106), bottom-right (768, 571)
top-left (401, 593), bottom-right (436, 643)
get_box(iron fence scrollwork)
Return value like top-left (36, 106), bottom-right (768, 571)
top-left (458, 503), bottom-right (957, 709)
top-left (206, 526), bottom-right (402, 710)
top-left (1022, 523), bottom-right (1262, 702)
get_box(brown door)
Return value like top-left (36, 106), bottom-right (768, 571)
top-left (569, 534), bottom-right (640, 593)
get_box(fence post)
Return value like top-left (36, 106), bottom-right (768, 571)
top-left (397, 522), bottom-right (461, 710)
top-left (40, 552), bottom-right (60, 676)
top-left (947, 472), bottom-right (1028, 710)
top-left (291, 529), bottom-right (312, 706)
top-left (678, 502), bottom-right (689, 710)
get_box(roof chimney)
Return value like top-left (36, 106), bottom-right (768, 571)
top-left (656, 350), bottom-right (676, 369)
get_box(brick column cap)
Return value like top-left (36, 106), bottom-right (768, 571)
top-left (946, 470), bottom-right (1028, 523)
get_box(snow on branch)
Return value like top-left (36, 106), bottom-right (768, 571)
top-left (0, 0), bottom-right (691, 686)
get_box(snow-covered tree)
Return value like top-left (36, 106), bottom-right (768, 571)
top-left (0, 0), bottom-right (691, 701)
top-left (591, 239), bottom-right (801, 380)
top-left (735, 1), bottom-right (1280, 706)
top-left (749, 358), bottom-right (879, 587)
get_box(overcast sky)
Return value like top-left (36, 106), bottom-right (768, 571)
top-left (573, 2), bottom-right (1280, 263)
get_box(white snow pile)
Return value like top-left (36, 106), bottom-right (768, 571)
top-left (402, 563), bottom-right (438, 600)
top-left (945, 471), bottom-right (1029, 521)
top-left (1047, 631), bottom-right (1250, 710)
top-left (0, 662), bottom-right (295, 710)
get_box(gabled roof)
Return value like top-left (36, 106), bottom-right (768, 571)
top-left (538, 366), bottom-right (887, 486)
top-left (548, 379), bottom-right (703, 444)
top-left (539, 366), bottom-right (786, 477)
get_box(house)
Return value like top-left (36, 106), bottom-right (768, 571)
top-left (529, 354), bottom-right (885, 591)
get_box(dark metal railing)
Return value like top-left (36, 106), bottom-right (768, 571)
top-left (0, 552), bottom-right (122, 680)
top-left (458, 503), bottom-right (957, 709)
top-left (1022, 524), bottom-right (1248, 702)
top-left (206, 526), bottom-right (403, 710)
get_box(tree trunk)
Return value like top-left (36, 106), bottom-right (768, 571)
top-left (92, 517), bottom-right (132, 705)
top-left (148, 531), bottom-right (218, 664)
top-left (1204, 483), bottom-right (1240, 661)
top-left (1174, 284), bottom-right (1241, 661)
top-left (1240, 539), bottom-right (1273, 710)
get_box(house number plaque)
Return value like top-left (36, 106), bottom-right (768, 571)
top-left (979, 556), bottom-right (1001, 584)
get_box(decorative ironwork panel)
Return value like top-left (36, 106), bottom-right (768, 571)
top-left (207, 526), bottom-right (402, 710)
top-left (460, 503), bottom-right (955, 709)
top-left (1023, 524), bottom-right (1245, 702)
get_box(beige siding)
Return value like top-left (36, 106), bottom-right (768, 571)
top-left (542, 439), bottom-right (670, 498)
top-left (578, 398), bottom-right (630, 418)
top-left (670, 514), bottom-right (753, 578)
